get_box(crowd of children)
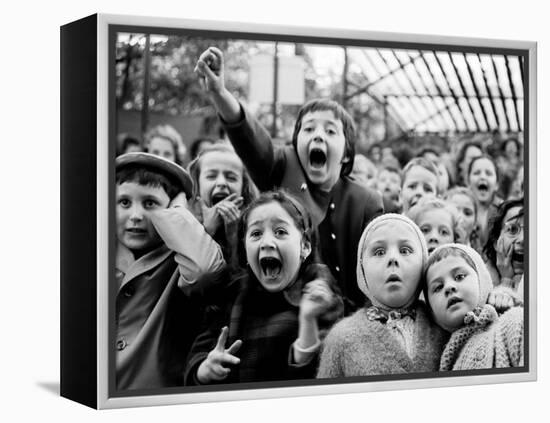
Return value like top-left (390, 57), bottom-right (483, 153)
top-left (113, 45), bottom-right (525, 391)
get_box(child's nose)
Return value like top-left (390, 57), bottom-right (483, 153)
top-left (312, 129), bottom-right (325, 141)
top-left (130, 205), bottom-right (144, 221)
top-left (386, 250), bottom-right (399, 267)
top-left (444, 281), bottom-right (457, 295)
top-left (260, 233), bottom-right (276, 249)
top-left (215, 174), bottom-right (227, 186)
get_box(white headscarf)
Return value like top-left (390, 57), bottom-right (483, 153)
top-left (356, 213), bottom-right (428, 310)
top-left (425, 243), bottom-right (493, 309)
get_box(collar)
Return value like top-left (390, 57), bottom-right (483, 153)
top-left (116, 242), bottom-right (172, 291)
top-left (365, 305), bottom-right (417, 324)
top-left (463, 304), bottom-right (498, 328)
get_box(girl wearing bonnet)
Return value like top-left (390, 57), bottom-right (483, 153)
top-left (317, 214), bottom-right (448, 378)
top-left (425, 244), bottom-right (523, 370)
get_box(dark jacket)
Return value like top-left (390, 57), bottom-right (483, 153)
top-left (184, 265), bottom-right (343, 385)
top-left (224, 106), bottom-right (384, 312)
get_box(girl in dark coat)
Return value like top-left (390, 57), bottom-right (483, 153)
top-left (185, 191), bottom-right (343, 385)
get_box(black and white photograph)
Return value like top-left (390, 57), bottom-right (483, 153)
top-left (106, 20), bottom-right (532, 401)
top-left (7, 0), bottom-right (550, 421)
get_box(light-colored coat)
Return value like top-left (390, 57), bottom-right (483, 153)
top-left (440, 305), bottom-right (524, 371)
top-left (317, 302), bottom-right (447, 378)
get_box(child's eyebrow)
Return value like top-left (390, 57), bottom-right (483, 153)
top-left (247, 220), bottom-right (264, 228)
top-left (428, 276), bottom-right (442, 286)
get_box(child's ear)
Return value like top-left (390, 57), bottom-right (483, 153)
top-left (300, 238), bottom-right (312, 261)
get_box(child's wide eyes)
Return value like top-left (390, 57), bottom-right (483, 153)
top-left (420, 225), bottom-right (431, 234)
top-left (373, 248), bottom-right (385, 257)
top-left (454, 273), bottom-right (466, 281)
top-left (440, 227), bottom-right (451, 236)
top-left (423, 184), bottom-right (434, 193)
top-left (400, 246), bottom-right (413, 255)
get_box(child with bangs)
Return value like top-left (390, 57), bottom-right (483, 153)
top-left (317, 214), bottom-right (447, 378)
top-left (444, 187), bottom-right (483, 253)
top-left (407, 198), bottom-right (464, 255)
top-left (194, 47), bottom-right (383, 313)
top-left (400, 157), bottom-right (440, 213)
top-left (114, 153), bottom-right (226, 390)
top-left (424, 244), bottom-right (523, 370)
top-left (349, 153), bottom-right (378, 191)
top-left (467, 155), bottom-right (502, 248)
top-left (376, 165), bottom-right (402, 214)
top-left (188, 144), bottom-right (258, 266)
top-left (184, 191), bottom-right (343, 385)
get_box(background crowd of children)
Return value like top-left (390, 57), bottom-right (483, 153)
top-left (113, 46), bottom-right (525, 391)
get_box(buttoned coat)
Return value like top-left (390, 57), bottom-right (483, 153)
top-left (224, 106), bottom-right (383, 312)
top-left (115, 207), bottom-right (226, 391)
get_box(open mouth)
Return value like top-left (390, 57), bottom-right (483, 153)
top-left (477, 182), bottom-right (489, 193)
top-left (428, 246), bottom-right (436, 254)
top-left (259, 257), bottom-right (283, 279)
top-left (447, 297), bottom-right (462, 308)
top-left (211, 192), bottom-right (230, 205)
top-left (309, 148), bottom-right (327, 169)
top-left (386, 274), bottom-right (402, 284)
top-left (512, 251), bottom-right (524, 264)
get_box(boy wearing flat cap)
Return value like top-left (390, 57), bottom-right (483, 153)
top-left (115, 153), bottom-right (225, 391)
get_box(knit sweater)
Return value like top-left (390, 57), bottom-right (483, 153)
top-left (317, 301), bottom-right (448, 378)
top-left (440, 305), bottom-right (524, 370)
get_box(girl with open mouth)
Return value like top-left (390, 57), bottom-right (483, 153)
top-left (188, 144), bottom-right (257, 264)
top-left (467, 155), bottom-right (502, 248)
top-left (184, 191), bottom-right (343, 385)
top-left (483, 198), bottom-right (525, 309)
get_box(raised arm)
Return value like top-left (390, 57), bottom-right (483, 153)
top-left (195, 47), bottom-right (283, 191)
top-left (149, 200), bottom-right (225, 289)
top-left (195, 47), bottom-right (241, 124)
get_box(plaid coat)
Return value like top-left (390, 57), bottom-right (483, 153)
top-left (184, 265), bottom-right (342, 385)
